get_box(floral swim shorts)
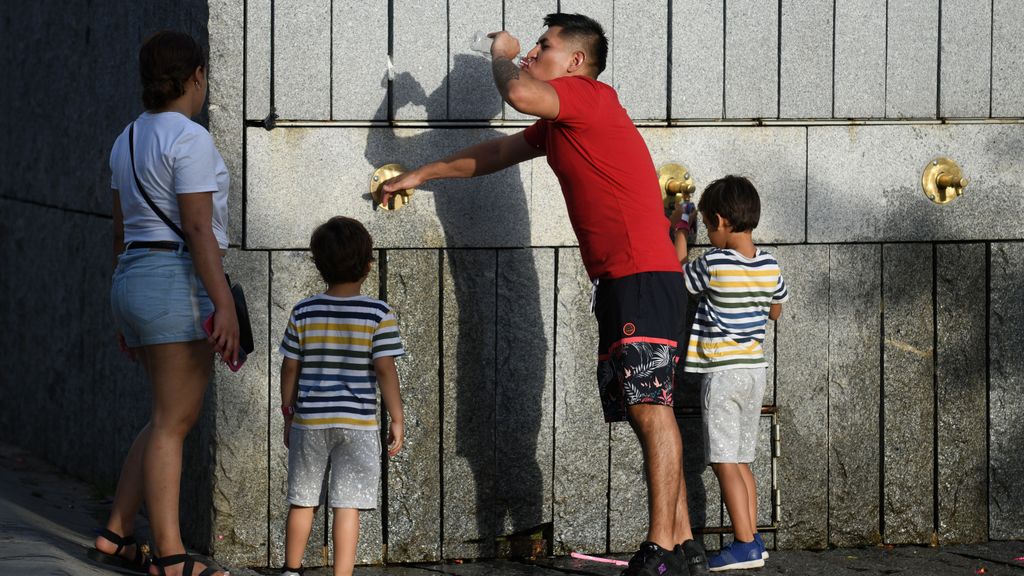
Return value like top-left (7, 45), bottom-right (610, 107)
top-left (594, 272), bottom-right (687, 423)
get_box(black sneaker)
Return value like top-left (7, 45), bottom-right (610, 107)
top-left (673, 539), bottom-right (710, 576)
top-left (621, 541), bottom-right (686, 576)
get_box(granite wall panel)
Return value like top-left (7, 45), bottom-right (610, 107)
top-left (992, 0), bottom-right (1024, 117)
top-left (393, 0), bottom-right (448, 121)
top-left (779, 0), bottom-right (832, 119)
top-left (332, 1), bottom-right (389, 121)
top-left (937, 243), bottom-right (987, 544)
top-left (886, 0), bottom-right (939, 118)
top-left (773, 245), bottom-right (829, 549)
top-left (828, 245), bottom-right (881, 547)
top-left (671, 0), bottom-right (723, 119)
top-left (442, 250), bottom-right (498, 558)
top-left (881, 244), bottom-right (934, 544)
top-left (939, 0), bottom-right (992, 118)
top-left (613, 0), bottom-right (667, 121)
top-left (495, 249), bottom-right (555, 536)
top-left (386, 250), bottom-right (442, 561)
top-left (833, 0), bottom-right (886, 118)
top-left (448, 0), bottom-right (503, 121)
top-left (552, 249), bottom-right (606, 555)
top-left (989, 242), bottom-right (1024, 540)
top-left (724, 0), bottom-right (778, 119)
top-left (275, 0), bottom-right (331, 119)
top-left (807, 124), bottom-right (1024, 243)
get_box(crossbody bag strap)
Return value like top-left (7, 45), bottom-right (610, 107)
top-left (129, 123), bottom-right (186, 241)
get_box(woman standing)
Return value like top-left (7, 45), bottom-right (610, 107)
top-left (89, 31), bottom-right (237, 576)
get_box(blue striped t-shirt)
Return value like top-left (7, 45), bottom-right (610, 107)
top-left (279, 294), bottom-right (404, 430)
top-left (683, 248), bottom-right (789, 372)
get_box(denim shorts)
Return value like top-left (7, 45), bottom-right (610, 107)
top-left (110, 247), bottom-right (213, 347)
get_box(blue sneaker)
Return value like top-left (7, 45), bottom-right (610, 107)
top-left (708, 539), bottom-right (764, 571)
top-left (753, 533), bottom-right (768, 560)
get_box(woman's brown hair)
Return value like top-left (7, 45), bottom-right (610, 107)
top-left (139, 31), bottom-right (206, 110)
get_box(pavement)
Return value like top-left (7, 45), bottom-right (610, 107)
top-left (1, 442), bottom-right (1022, 576)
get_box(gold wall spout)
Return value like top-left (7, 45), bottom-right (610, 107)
top-left (921, 157), bottom-right (968, 205)
top-left (370, 163), bottom-right (415, 210)
top-left (658, 163), bottom-right (696, 213)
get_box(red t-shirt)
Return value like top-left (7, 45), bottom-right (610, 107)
top-left (523, 75), bottom-right (678, 279)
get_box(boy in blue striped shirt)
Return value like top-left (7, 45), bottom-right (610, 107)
top-left (670, 176), bottom-right (788, 571)
top-left (278, 216), bottom-right (405, 576)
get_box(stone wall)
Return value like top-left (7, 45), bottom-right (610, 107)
top-left (2, 0), bottom-right (1023, 571)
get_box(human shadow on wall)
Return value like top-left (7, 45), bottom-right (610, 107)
top-left (364, 53), bottom-right (548, 558)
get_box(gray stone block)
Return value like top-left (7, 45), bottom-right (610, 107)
top-left (989, 242), bottom-right (1024, 540)
top-left (268, 251), bottom-right (383, 566)
top-left (940, 0), bottom-right (992, 118)
top-left (448, 0), bottom-right (502, 121)
top-left (332, 1), bottom-right (389, 121)
top-left (886, 0), bottom-right (939, 118)
top-left (503, 0), bottom-right (557, 121)
top-left (670, 0), bottom-right (723, 120)
top-left (496, 249), bottom-right (555, 536)
top-left (992, 0), bottom-right (1024, 117)
top-left (834, 0), bottom-right (886, 118)
top-left (275, 0), bottom-right (331, 120)
top-left (441, 250), bottom-right (497, 559)
top-left (772, 245), bottom-right (829, 550)
top-left (247, 126), bottom-right (539, 250)
top-left (780, 0), bottom-right (832, 119)
top-left (829, 245), bottom-right (881, 547)
top-left (245, 0), bottom-right (271, 121)
top-left (643, 127), bottom-right (806, 245)
top-left (751, 416), bottom-right (775, 529)
top-left (393, 0), bottom-right (448, 121)
top-left (725, 0), bottom-right (778, 119)
top-left (609, 422), bottom-right (646, 553)
top-left (807, 124), bottom-right (1024, 243)
top-left (209, 249), bottom-right (270, 564)
top-left (560, 0), bottom-right (614, 87)
top-left (937, 243), bottom-right (986, 544)
top-left (528, 156), bottom-right (577, 248)
top-left (386, 250), bottom-right (441, 561)
top-left (882, 244), bottom-right (934, 545)
top-left (613, 0), bottom-right (667, 121)
top-left (553, 249), bottom-right (606, 555)
top-left (209, 0), bottom-right (245, 245)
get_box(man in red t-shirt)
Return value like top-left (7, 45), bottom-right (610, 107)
top-left (384, 14), bottom-right (707, 576)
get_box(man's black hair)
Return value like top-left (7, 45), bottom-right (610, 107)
top-left (697, 175), bottom-right (762, 233)
top-left (543, 13), bottom-right (608, 76)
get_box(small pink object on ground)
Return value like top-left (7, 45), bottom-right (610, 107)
top-left (570, 552), bottom-right (629, 567)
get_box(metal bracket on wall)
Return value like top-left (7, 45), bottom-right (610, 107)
top-left (921, 157), bottom-right (968, 204)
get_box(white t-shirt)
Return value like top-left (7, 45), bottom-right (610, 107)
top-left (110, 111), bottom-right (230, 249)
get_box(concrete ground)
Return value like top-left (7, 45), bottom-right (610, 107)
top-left (1, 442), bottom-right (1021, 576)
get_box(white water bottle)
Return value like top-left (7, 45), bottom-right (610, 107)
top-left (470, 30), bottom-right (492, 55)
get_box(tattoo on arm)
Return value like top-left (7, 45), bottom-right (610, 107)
top-left (492, 57), bottom-right (520, 90)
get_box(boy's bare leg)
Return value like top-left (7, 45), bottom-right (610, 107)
top-left (627, 404), bottom-right (682, 549)
top-left (739, 463), bottom-right (758, 536)
top-left (711, 463), bottom-right (754, 542)
top-left (332, 508), bottom-right (360, 576)
top-left (285, 506), bottom-right (317, 569)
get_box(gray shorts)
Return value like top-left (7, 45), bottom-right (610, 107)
top-left (287, 427), bottom-right (381, 509)
top-left (701, 368), bottom-right (767, 464)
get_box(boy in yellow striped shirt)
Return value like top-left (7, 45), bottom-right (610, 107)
top-left (278, 217), bottom-right (405, 576)
top-left (671, 176), bottom-right (788, 571)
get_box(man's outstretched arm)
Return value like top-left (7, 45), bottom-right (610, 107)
top-left (381, 132), bottom-right (544, 200)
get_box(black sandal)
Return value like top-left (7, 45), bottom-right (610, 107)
top-left (86, 527), bottom-right (151, 573)
top-left (152, 553), bottom-right (227, 576)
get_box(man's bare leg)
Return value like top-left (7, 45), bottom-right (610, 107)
top-left (627, 404), bottom-right (681, 549)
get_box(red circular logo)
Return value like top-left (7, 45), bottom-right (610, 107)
top-left (622, 322), bottom-right (636, 336)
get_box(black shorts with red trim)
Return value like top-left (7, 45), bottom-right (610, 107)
top-left (595, 271), bottom-right (687, 422)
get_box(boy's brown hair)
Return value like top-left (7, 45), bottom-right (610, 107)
top-left (697, 175), bottom-right (761, 233)
top-left (310, 216), bottom-right (374, 285)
